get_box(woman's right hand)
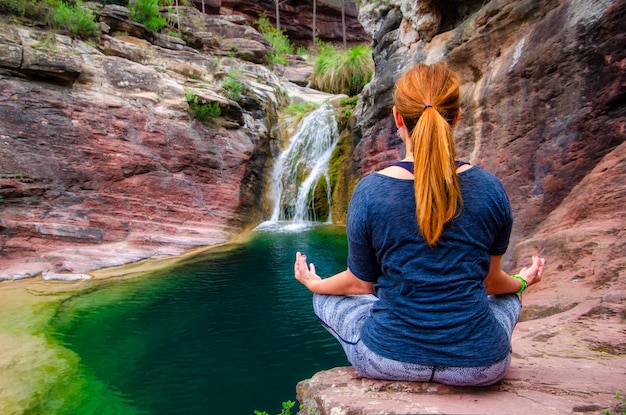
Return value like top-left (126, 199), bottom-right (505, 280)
top-left (294, 252), bottom-right (322, 290)
top-left (518, 255), bottom-right (546, 287)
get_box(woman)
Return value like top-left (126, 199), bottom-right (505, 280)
top-left (294, 62), bottom-right (545, 386)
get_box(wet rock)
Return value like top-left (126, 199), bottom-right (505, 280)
top-left (0, 20), bottom-right (284, 277)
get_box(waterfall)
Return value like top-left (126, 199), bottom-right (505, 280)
top-left (258, 103), bottom-right (339, 231)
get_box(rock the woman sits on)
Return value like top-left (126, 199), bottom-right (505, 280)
top-left (293, 61), bottom-right (545, 386)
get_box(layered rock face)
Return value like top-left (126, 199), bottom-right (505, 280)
top-left (299, 0), bottom-right (625, 414)
top-left (197, 0), bottom-right (370, 47)
top-left (352, 0), bottom-right (625, 305)
top-left (0, 6), bottom-right (290, 279)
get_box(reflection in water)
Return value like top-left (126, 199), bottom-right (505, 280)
top-left (49, 226), bottom-right (348, 415)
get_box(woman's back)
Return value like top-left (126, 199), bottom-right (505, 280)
top-left (346, 166), bottom-right (514, 366)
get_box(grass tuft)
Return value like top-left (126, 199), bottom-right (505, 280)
top-left (309, 42), bottom-right (374, 96)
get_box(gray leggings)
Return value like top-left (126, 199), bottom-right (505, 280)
top-left (313, 293), bottom-right (521, 386)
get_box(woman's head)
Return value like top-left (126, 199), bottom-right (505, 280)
top-left (392, 61), bottom-right (462, 246)
top-left (393, 62), bottom-right (461, 131)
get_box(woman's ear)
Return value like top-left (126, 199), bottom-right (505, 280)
top-left (451, 108), bottom-right (462, 127)
top-left (392, 106), bottom-right (404, 128)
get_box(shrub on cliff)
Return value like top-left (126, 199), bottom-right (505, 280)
top-left (185, 90), bottom-right (221, 124)
top-left (51, 1), bottom-right (100, 38)
top-left (0, 0), bottom-right (49, 20)
top-left (256, 13), bottom-right (294, 66)
top-left (222, 68), bottom-right (243, 102)
top-left (0, 0), bottom-right (99, 38)
top-left (309, 43), bottom-right (374, 96)
top-left (129, 0), bottom-right (166, 32)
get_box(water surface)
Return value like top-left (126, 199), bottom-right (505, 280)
top-left (50, 225), bottom-right (349, 414)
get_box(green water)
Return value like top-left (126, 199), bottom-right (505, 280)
top-left (47, 225), bottom-right (349, 415)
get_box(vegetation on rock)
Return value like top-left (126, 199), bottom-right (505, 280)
top-left (185, 90), bottom-right (222, 123)
top-left (0, 0), bottom-right (99, 38)
top-left (309, 42), bottom-right (373, 96)
top-left (221, 68), bottom-right (244, 102)
top-left (254, 399), bottom-right (296, 415)
top-left (129, 0), bottom-right (166, 32)
top-left (256, 13), bottom-right (294, 66)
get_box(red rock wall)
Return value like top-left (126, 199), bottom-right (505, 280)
top-left (354, 0), bottom-right (624, 251)
top-left (196, 0), bottom-right (370, 46)
top-left (0, 74), bottom-right (268, 276)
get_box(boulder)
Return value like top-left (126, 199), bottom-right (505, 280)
top-left (96, 4), bottom-right (156, 42)
top-left (0, 25), bottom-right (83, 84)
top-left (167, 7), bottom-right (271, 64)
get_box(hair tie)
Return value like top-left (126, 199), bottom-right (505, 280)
top-left (424, 105), bottom-right (433, 110)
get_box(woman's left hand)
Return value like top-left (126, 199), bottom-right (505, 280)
top-left (518, 255), bottom-right (546, 288)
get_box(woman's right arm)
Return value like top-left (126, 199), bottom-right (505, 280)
top-left (483, 255), bottom-right (545, 295)
top-left (294, 252), bottom-right (374, 295)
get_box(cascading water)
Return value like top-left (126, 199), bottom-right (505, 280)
top-left (258, 103), bottom-right (339, 231)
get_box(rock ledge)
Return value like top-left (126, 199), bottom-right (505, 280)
top-left (297, 297), bottom-right (626, 415)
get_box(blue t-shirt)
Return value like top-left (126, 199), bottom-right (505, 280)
top-left (347, 166), bottom-right (513, 367)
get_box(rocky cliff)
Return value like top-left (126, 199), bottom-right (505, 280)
top-left (348, 0), bottom-right (625, 312)
top-left (0, 4), bottom-right (332, 279)
top-left (195, 0), bottom-right (370, 47)
top-left (300, 0), bottom-right (626, 414)
top-left (0, 0), bottom-right (625, 413)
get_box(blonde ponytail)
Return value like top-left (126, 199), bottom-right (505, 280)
top-left (393, 62), bottom-right (462, 246)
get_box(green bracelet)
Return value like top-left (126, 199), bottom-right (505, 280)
top-left (511, 274), bottom-right (527, 294)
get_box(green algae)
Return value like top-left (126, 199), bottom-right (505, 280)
top-left (0, 281), bottom-right (141, 415)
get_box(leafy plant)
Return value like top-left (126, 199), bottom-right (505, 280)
top-left (309, 43), bottom-right (374, 96)
top-left (1, 0), bottom-right (99, 38)
top-left (256, 13), bottom-right (294, 66)
top-left (51, 0), bottom-right (100, 38)
top-left (254, 400), bottom-right (295, 415)
top-left (3, 171), bottom-right (25, 180)
top-left (222, 68), bottom-right (243, 102)
top-left (296, 45), bottom-right (309, 57)
top-left (32, 34), bottom-right (57, 50)
top-left (604, 390), bottom-right (626, 415)
top-left (0, 0), bottom-right (51, 20)
top-left (185, 90), bottom-right (221, 123)
top-left (341, 96), bottom-right (358, 116)
top-left (129, 0), bottom-right (167, 32)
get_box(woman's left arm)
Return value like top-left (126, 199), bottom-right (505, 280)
top-left (294, 252), bottom-right (375, 295)
top-left (484, 254), bottom-right (545, 295)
